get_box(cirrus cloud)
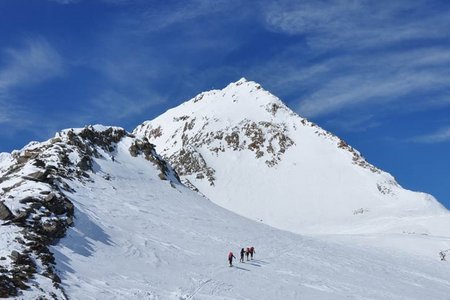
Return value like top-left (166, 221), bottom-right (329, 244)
top-left (409, 127), bottom-right (450, 143)
top-left (0, 38), bottom-right (64, 126)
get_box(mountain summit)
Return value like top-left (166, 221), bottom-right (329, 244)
top-left (1, 81), bottom-right (450, 298)
top-left (134, 79), bottom-right (450, 235)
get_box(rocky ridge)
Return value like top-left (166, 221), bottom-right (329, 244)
top-left (0, 125), bottom-right (178, 298)
top-left (134, 79), bottom-right (380, 189)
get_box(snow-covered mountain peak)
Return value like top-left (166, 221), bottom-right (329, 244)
top-left (224, 77), bottom-right (264, 96)
top-left (155, 78), bottom-right (294, 125)
top-left (234, 76), bottom-right (249, 84)
top-left (134, 79), bottom-right (450, 236)
top-left (134, 79), bottom-right (306, 193)
top-left (2, 84), bottom-right (450, 298)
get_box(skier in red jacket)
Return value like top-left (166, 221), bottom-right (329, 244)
top-left (228, 251), bottom-right (236, 266)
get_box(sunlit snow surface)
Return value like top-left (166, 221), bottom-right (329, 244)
top-left (135, 79), bottom-right (450, 236)
top-left (0, 152), bottom-right (12, 171)
top-left (3, 79), bottom-right (450, 299)
top-left (50, 136), bottom-right (450, 299)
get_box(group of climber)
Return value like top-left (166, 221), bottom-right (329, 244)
top-left (228, 246), bottom-right (255, 266)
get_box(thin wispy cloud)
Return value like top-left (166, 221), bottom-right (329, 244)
top-left (251, 1), bottom-right (450, 121)
top-left (83, 26), bottom-right (169, 122)
top-left (126, 0), bottom-right (233, 32)
top-left (77, 0), bottom-right (244, 125)
top-left (49, 0), bottom-right (140, 5)
top-left (250, 45), bottom-right (450, 118)
top-left (410, 127), bottom-right (450, 143)
top-left (325, 114), bottom-right (381, 133)
top-left (0, 108), bottom-right (12, 124)
top-left (0, 38), bottom-right (64, 125)
top-left (48, 0), bottom-right (80, 4)
top-left (0, 38), bottom-right (63, 91)
top-left (297, 61), bottom-right (450, 117)
top-left (88, 89), bottom-right (165, 121)
top-left (263, 1), bottom-right (450, 50)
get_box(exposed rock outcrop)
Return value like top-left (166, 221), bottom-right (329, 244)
top-left (0, 125), bottom-right (145, 298)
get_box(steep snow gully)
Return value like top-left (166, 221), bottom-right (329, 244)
top-left (0, 79), bottom-right (450, 299)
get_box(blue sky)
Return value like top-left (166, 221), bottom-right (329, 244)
top-left (1, 0), bottom-right (449, 206)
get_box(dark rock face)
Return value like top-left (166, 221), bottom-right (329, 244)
top-left (0, 202), bottom-right (13, 220)
top-left (11, 210), bottom-right (30, 224)
top-left (9, 251), bottom-right (21, 261)
top-left (19, 196), bottom-right (39, 204)
top-left (0, 126), bottom-right (132, 298)
top-left (169, 147), bottom-right (215, 186)
top-left (32, 159), bottom-right (46, 168)
top-left (129, 138), bottom-right (155, 158)
top-left (39, 220), bottom-right (67, 239)
top-left (13, 149), bottom-right (39, 165)
top-left (78, 126), bottom-right (127, 149)
top-left (337, 139), bottom-right (380, 173)
top-left (22, 170), bottom-right (48, 182)
top-left (143, 117), bottom-right (295, 187)
top-left (0, 188), bottom-right (75, 297)
top-left (66, 126), bottom-right (128, 160)
top-left (0, 275), bottom-right (18, 298)
top-left (2, 125), bottom-right (180, 298)
top-left (129, 138), bottom-right (181, 183)
top-left (10, 250), bottom-right (36, 290)
top-left (77, 155), bottom-right (92, 171)
top-left (1, 125), bottom-right (177, 298)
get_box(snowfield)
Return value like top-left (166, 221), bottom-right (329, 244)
top-left (2, 79), bottom-right (450, 299)
top-left (49, 132), bottom-right (450, 299)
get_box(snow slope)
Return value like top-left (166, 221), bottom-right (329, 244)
top-left (51, 129), bottom-right (450, 299)
top-left (134, 78), bottom-right (450, 235)
top-left (0, 152), bottom-right (12, 171)
top-left (2, 125), bottom-right (450, 299)
top-left (0, 125), bottom-right (177, 298)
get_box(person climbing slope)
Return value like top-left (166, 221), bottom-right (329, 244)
top-left (228, 251), bottom-right (236, 267)
top-left (250, 246), bottom-right (255, 260)
top-left (240, 248), bottom-right (245, 263)
top-left (246, 247), bottom-right (250, 261)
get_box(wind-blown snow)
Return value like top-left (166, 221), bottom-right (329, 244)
top-left (134, 78), bottom-right (450, 235)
